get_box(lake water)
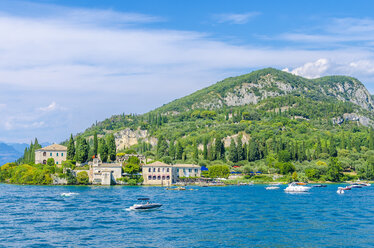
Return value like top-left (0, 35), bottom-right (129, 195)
top-left (0, 184), bottom-right (373, 248)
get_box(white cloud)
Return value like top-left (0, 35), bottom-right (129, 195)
top-left (283, 59), bottom-right (330, 79)
top-left (214, 12), bottom-right (260, 24)
top-left (39, 102), bottom-right (57, 112)
top-left (1, 4), bottom-right (374, 142)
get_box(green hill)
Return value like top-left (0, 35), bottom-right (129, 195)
top-left (10, 68), bottom-right (374, 183)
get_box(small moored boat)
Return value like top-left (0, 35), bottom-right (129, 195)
top-left (312, 184), bottom-right (327, 188)
top-left (266, 186), bottom-right (280, 190)
top-left (129, 198), bottom-right (162, 210)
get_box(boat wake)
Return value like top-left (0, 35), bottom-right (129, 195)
top-left (61, 192), bottom-right (79, 197)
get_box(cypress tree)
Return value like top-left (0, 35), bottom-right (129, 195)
top-left (193, 142), bottom-right (199, 161)
top-left (67, 134), bottom-right (75, 160)
top-left (169, 139), bottom-right (176, 160)
top-left (175, 141), bottom-right (183, 160)
top-left (93, 131), bottom-right (98, 156)
top-left (228, 139), bottom-right (238, 162)
top-left (156, 136), bottom-right (168, 159)
top-left (237, 136), bottom-right (244, 161)
top-left (203, 139), bottom-right (208, 160)
top-left (98, 138), bottom-right (108, 162)
top-left (107, 134), bottom-right (116, 161)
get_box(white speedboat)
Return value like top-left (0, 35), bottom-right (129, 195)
top-left (266, 186), bottom-right (280, 190)
top-left (337, 187), bottom-right (345, 194)
top-left (284, 182), bottom-right (311, 192)
top-left (129, 198), bottom-right (162, 210)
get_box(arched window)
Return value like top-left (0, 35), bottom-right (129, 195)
top-left (166, 176), bottom-right (170, 180)
top-left (162, 176), bottom-right (165, 180)
top-left (43, 160), bottom-right (46, 164)
top-left (153, 176), bottom-right (156, 180)
top-left (43, 152), bottom-right (46, 156)
top-left (157, 176), bottom-right (161, 180)
top-left (148, 175), bottom-right (151, 180)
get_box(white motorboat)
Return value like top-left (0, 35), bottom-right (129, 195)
top-left (129, 198), bottom-right (162, 210)
top-left (284, 182), bottom-right (311, 192)
top-left (266, 186), bottom-right (280, 190)
top-left (337, 187), bottom-right (345, 194)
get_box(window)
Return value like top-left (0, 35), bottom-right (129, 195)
top-left (153, 168), bottom-right (156, 172)
top-left (162, 168), bottom-right (164, 172)
top-left (61, 153), bottom-right (64, 156)
top-left (183, 169), bottom-right (186, 173)
top-left (56, 162), bottom-right (58, 164)
top-left (189, 169), bottom-right (192, 172)
top-left (177, 169), bottom-right (179, 172)
top-left (166, 176), bottom-right (170, 180)
top-left (56, 153), bottom-right (59, 156)
top-left (195, 169), bottom-right (198, 173)
top-left (157, 176), bottom-right (161, 180)
top-left (153, 176), bottom-right (156, 180)
top-left (158, 168), bottom-right (160, 172)
top-left (50, 153), bottom-right (52, 156)
top-left (149, 168), bottom-right (151, 172)
top-left (167, 168), bottom-right (169, 172)
top-left (148, 175), bottom-right (151, 180)
top-left (162, 176), bottom-right (165, 180)
top-left (43, 152), bottom-right (46, 156)
top-left (43, 160), bottom-right (46, 164)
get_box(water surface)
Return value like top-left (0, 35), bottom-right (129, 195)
top-left (0, 184), bottom-right (373, 247)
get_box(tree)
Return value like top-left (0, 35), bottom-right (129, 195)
top-left (203, 139), bottom-right (208, 160)
top-left (98, 138), bottom-right (108, 162)
top-left (278, 162), bottom-right (295, 175)
top-left (278, 150), bottom-right (291, 162)
top-left (228, 139), bottom-right (238, 162)
top-left (77, 171), bottom-right (89, 185)
top-left (157, 136), bottom-right (168, 159)
top-left (292, 171), bottom-right (298, 182)
top-left (193, 142), bottom-right (199, 161)
top-left (327, 157), bottom-right (343, 182)
top-left (47, 158), bottom-right (55, 166)
top-left (329, 136), bottom-right (337, 157)
top-left (67, 134), bottom-right (75, 160)
top-left (237, 136), bottom-right (244, 161)
top-left (175, 140), bottom-right (183, 160)
top-left (169, 139), bottom-right (176, 160)
top-left (208, 164), bottom-right (230, 178)
top-left (248, 139), bottom-right (259, 162)
top-left (214, 136), bottom-right (225, 160)
top-left (93, 131), bottom-right (98, 156)
top-left (107, 134), bottom-right (116, 161)
top-left (124, 163), bottom-right (140, 177)
top-left (76, 137), bottom-right (89, 163)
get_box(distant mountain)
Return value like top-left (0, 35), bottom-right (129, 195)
top-left (0, 142), bottom-right (51, 165)
top-left (0, 143), bottom-right (22, 165)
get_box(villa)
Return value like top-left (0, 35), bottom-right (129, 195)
top-left (142, 161), bottom-right (201, 186)
top-left (35, 144), bottom-right (67, 165)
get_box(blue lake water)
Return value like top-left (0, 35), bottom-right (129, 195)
top-left (0, 184), bottom-right (373, 248)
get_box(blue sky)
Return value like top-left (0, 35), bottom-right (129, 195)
top-left (1, 0), bottom-right (374, 144)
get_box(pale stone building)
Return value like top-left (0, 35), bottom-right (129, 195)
top-left (91, 158), bottom-right (123, 185)
top-left (173, 164), bottom-right (201, 179)
top-left (142, 162), bottom-right (201, 185)
top-left (35, 144), bottom-right (67, 165)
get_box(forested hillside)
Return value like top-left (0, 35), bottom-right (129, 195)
top-left (9, 68), bottom-right (374, 183)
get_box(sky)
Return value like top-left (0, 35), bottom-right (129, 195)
top-left (1, 0), bottom-right (374, 144)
